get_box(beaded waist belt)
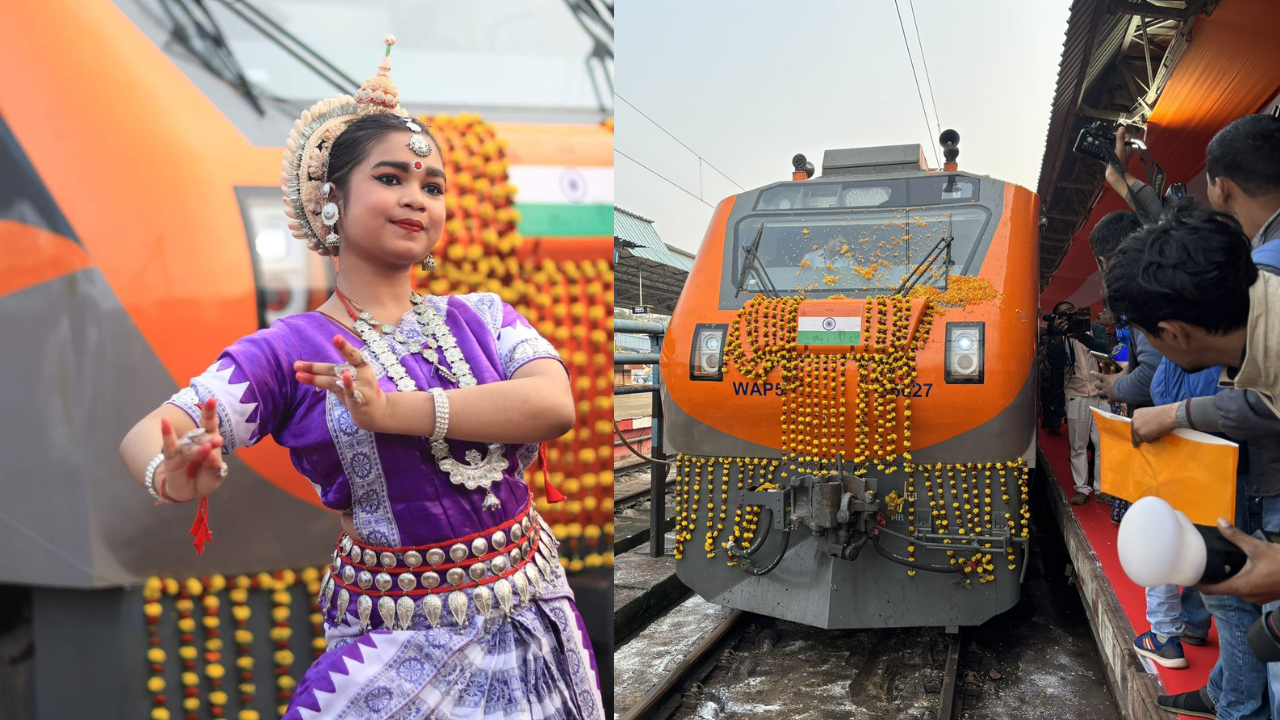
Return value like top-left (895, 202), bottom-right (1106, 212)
top-left (318, 503), bottom-right (561, 632)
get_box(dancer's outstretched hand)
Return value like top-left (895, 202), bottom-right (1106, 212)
top-left (159, 398), bottom-right (227, 502)
top-left (294, 335), bottom-right (388, 431)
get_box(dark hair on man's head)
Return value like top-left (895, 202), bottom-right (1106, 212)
top-left (1104, 201), bottom-right (1256, 337)
top-left (1205, 114), bottom-right (1280, 197)
top-left (1052, 300), bottom-right (1074, 314)
top-left (1089, 211), bottom-right (1143, 263)
top-left (327, 114), bottom-right (442, 195)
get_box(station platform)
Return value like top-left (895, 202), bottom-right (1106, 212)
top-left (1039, 426), bottom-right (1212, 720)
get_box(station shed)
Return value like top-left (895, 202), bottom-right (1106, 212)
top-left (614, 206), bottom-right (694, 315)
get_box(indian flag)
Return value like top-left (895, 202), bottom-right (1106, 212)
top-left (798, 302), bottom-right (861, 345)
top-left (500, 124), bottom-right (613, 237)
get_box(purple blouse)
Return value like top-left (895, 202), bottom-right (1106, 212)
top-left (166, 293), bottom-right (563, 548)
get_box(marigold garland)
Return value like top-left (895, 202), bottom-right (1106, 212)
top-left (143, 577), bottom-right (168, 720)
top-left (695, 294), bottom-right (1032, 578)
top-left (409, 112), bottom-right (612, 570)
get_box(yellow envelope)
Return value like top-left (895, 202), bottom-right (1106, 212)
top-left (1090, 407), bottom-right (1237, 526)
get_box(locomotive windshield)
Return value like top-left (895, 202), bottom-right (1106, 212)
top-left (732, 205), bottom-right (991, 296)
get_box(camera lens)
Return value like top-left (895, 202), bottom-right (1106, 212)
top-left (1249, 611), bottom-right (1280, 662)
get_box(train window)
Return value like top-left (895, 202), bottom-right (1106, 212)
top-left (909, 175), bottom-right (980, 204)
top-left (732, 205), bottom-right (990, 298)
top-left (757, 186), bottom-right (804, 210)
top-left (755, 180), bottom-right (910, 211)
top-left (236, 187), bottom-right (335, 328)
top-left (840, 186), bottom-right (892, 207)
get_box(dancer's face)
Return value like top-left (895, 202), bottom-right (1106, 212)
top-left (338, 130), bottom-right (447, 267)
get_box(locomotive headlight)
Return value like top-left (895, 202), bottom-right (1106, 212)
top-left (690, 323), bottom-right (728, 381)
top-left (237, 187), bottom-right (335, 328)
top-left (945, 322), bottom-right (984, 384)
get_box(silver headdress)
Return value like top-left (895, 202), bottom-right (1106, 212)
top-left (281, 36), bottom-right (410, 256)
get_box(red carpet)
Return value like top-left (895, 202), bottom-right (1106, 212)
top-left (1039, 426), bottom-right (1217, 711)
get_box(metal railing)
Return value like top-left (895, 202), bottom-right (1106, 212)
top-left (614, 319), bottom-right (667, 557)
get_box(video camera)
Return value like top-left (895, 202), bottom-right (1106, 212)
top-left (1042, 307), bottom-right (1092, 336)
top-left (1073, 121), bottom-right (1170, 225)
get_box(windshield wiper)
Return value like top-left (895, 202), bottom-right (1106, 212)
top-left (735, 223), bottom-right (780, 298)
top-left (895, 216), bottom-right (955, 297)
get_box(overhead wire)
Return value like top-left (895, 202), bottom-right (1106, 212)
top-left (615, 93), bottom-right (745, 192)
top-left (907, 0), bottom-right (942, 134)
top-left (615, 148), bottom-right (716, 209)
top-left (893, 0), bottom-right (942, 168)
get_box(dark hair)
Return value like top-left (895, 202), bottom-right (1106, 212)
top-left (1089, 210), bottom-right (1143, 263)
top-left (327, 114), bottom-right (442, 195)
top-left (1104, 201), bottom-right (1256, 337)
top-left (1205, 114), bottom-right (1280, 197)
top-left (1052, 300), bottom-right (1074, 314)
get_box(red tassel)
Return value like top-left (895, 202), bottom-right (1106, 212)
top-left (540, 441), bottom-right (565, 503)
top-left (189, 497), bottom-right (213, 556)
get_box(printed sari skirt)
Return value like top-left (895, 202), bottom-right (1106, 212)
top-left (285, 508), bottom-right (603, 719)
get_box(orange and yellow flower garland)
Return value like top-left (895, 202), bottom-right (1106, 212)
top-left (688, 294), bottom-right (1030, 578)
top-left (407, 112), bottom-right (614, 571)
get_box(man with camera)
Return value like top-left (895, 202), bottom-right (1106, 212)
top-left (1104, 113), bottom-right (1280, 719)
top-left (1043, 300), bottom-right (1113, 504)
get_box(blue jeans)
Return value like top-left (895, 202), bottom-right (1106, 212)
top-left (1253, 496), bottom-right (1280, 720)
top-left (1147, 584), bottom-right (1212, 638)
top-left (1203, 491), bottom-right (1272, 720)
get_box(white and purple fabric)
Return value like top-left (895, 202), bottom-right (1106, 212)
top-left (165, 293), bottom-right (601, 718)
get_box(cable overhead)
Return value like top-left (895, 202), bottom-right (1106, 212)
top-left (907, 0), bottom-right (942, 133)
top-left (616, 93), bottom-right (745, 191)
top-left (615, 148), bottom-right (716, 209)
top-left (893, 0), bottom-right (941, 168)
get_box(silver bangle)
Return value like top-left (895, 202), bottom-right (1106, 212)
top-left (428, 387), bottom-right (449, 443)
top-left (144, 452), bottom-right (169, 503)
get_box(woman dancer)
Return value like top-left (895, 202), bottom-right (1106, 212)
top-left (119, 38), bottom-right (604, 719)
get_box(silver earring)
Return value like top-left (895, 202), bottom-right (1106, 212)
top-left (321, 186), bottom-right (340, 249)
top-left (421, 254), bottom-right (437, 271)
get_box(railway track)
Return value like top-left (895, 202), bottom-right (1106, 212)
top-left (617, 602), bottom-right (969, 720)
top-left (614, 480), bottom-right (1121, 720)
top-left (614, 464), bottom-right (676, 511)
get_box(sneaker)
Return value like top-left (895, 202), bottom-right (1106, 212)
top-left (1111, 499), bottom-right (1130, 525)
top-left (1070, 492), bottom-right (1089, 505)
top-left (1181, 633), bottom-right (1208, 647)
top-left (1156, 686), bottom-right (1216, 718)
top-left (1134, 631), bottom-right (1188, 669)
top-left (1096, 492), bottom-right (1117, 504)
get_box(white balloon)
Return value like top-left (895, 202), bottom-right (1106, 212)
top-left (1117, 496), bottom-right (1206, 587)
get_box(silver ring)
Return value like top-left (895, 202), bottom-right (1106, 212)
top-left (218, 463), bottom-right (229, 479)
top-left (334, 363), bottom-right (357, 382)
top-left (352, 389), bottom-right (365, 405)
top-left (177, 428), bottom-right (209, 447)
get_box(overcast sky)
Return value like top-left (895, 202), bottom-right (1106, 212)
top-left (616, 0), bottom-right (1073, 253)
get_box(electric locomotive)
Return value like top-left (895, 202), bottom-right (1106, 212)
top-left (659, 135), bottom-right (1039, 629)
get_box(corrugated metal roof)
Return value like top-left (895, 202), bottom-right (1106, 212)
top-left (614, 206), bottom-right (694, 271)
top-left (1035, 0), bottom-right (1207, 290)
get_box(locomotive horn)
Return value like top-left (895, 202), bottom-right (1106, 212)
top-left (940, 129), bottom-right (960, 166)
top-left (792, 153), bottom-right (814, 180)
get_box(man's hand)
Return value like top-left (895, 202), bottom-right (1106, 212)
top-left (1129, 403), bottom-right (1181, 447)
top-left (1198, 519), bottom-right (1280, 605)
top-left (1089, 370), bottom-right (1119, 401)
top-left (1052, 316), bottom-right (1069, 333)
top-left (1104, 125), bottom-right (1135, 187)
top-left (1113, 125), bottom-right (1134, 169)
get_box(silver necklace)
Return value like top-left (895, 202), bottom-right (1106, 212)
top-left (340, 292), bottom-right (507, 507)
